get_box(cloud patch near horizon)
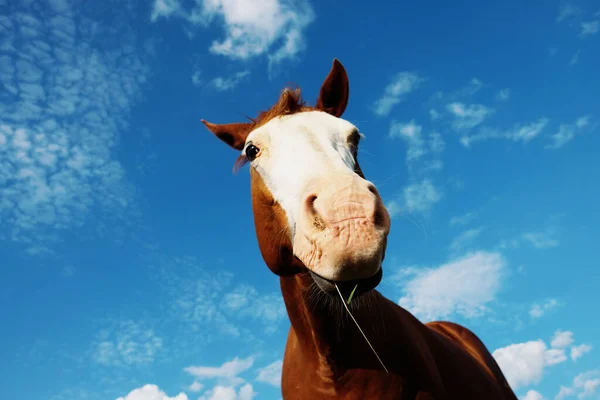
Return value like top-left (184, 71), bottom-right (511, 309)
top-left (493, 329), bottom-right (593, 391)
top-left (394, 251), bottom-right (505, 321)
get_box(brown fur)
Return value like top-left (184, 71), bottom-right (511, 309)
top-left (200, 59), bottom-right (518, 399)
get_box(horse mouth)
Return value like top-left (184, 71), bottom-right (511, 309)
top-left (308, 267), bottom-right (383, 300)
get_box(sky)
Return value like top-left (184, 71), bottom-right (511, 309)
top-left (0, 0), bottom-right (599, 399)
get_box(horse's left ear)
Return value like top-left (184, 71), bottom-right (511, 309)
top-left (316, 58), bottom-right (349, 118)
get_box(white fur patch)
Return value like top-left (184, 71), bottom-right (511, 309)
top-left (243, 110), bottom-right (360, 238)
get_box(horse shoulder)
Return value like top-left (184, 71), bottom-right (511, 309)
top-left (425, 320), bottom-right (516, 398)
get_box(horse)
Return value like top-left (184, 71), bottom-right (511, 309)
top-left (201, 59), bottom-right (518, 400)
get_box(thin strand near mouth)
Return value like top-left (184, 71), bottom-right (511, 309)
top-left (334, 282), bottom-right (389, 374)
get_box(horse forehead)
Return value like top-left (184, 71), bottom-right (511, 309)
top-left (251, 111), bottom-right (355, 149)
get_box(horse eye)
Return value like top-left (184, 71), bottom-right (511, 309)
top-left (245, 144), bottom-right (260, 161)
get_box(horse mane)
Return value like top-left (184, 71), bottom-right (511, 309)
top-left (248, 86), bottom-right (317, 129)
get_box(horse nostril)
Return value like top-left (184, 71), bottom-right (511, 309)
top-left (367, 183), bottom-right (379, 197)
top-left (306, 194), bottom-right (318, 210)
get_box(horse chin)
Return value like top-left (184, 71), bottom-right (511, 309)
top-left (308, 266), bottom-right (383, 300)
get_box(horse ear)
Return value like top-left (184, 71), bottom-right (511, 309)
top-left (201, 120), bottom-right (252, 151)
top-left (316, 58), bottom-right (350, 118)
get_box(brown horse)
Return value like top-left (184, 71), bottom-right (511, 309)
top-left (201, 59), bottom-right (517, 400)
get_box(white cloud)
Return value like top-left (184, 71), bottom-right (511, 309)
top-left (449, 228), bottom-right (483, 252)
top-left (573, 371), bottom-right (600, 398)
top-left (256, 359), bottom-right (283, 387)
top-left (402, 179), bottom-right (442, 214)
top-left (397, 251), bottom-right (505, 321)
top-left (555, 385), bottom-right (575, 400)
top-left (495, 341), bottom-right (547, 389)
top-left (496, 88), bottom-right (511, 101)
top-left (151, 0), bottom-right (315, 66)
top-left (116, 384), bottom-right (188, 400)
top-left (571, 344), bottom-right (592, 361)
top-left (529, 299), bottom-right (560, 319)
top-left (551, 330), bottom-right (574, 348)
top-left (546, 116), bottom-right (591, 149)
top-left (0, 2), bottom-right (151, 254)
top-left (493, 339), bottom-right (567, 390)
top-left (556, 370), bottom-right (600, 399)
top-left (545, 348), bottom-right (568, 366)
top-left (198, 383), bottom-right (256, 400)
top-left (209, 70), bottom-right (250, 91)
top-left (189, 381), bottom-right (204, 393)
top-left (92, 320), bottom-right (163, 367)
top-left (580, 20), bottom-right (599, 37)
top-left (184, 356), bottom-right (254, 387)
top-left (373, 72), bottom-right (424, 116)
top-left (461, 118), bottom-right (549, 147)
top-left (522, 390), bottom-right (544, 400)
top-left (446, 102), bottom-right (494, 131)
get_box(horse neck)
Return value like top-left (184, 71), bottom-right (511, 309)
top-left (278, 273), bottom-right (410, 375)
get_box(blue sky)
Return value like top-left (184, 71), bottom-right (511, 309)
top-left (1, 0), bottom-right (599, 399)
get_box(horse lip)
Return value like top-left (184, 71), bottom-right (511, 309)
top-left (309, 267), bottom-right (383, 299)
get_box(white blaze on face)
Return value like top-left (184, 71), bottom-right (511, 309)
top-left (243, 110), bottom-right (360, 237)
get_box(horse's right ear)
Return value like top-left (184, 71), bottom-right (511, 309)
top-left (201, 119), bottom-right (252, 151)
top-left (316, 58), bottom-right (350, 118)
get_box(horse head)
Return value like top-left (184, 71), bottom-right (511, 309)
top-left (202, 59), bottom-right (391, 300)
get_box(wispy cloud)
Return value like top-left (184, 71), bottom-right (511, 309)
top-left (579, 20), bottom-right (600, 37)
top-left (460, 118), bottom-right (549, 147)
top-left (151, 0), bottom-right (182, 21)
top-left (530, 298), bottom-right (560, 319)
top-left (449, 211), bottom-right (478, 226)
top-left (446, 102), bottom-right (495, 131)
top-left (373, 72), bottom-right (424, 116)
top-left (449, 228), bottom-right (484, 252)
top-left (150, 0), bottom-right (315, 67)
top-left (402, 179), bottom-right (442, 214)
top-left (546, 115), bottom-right (591, 149)
top-left (556, 4), bottom-right (581, 22)
top-left (495, 88), bottom-right (511, 101)
top-left (499, 227), bottom-right (559, 250)
top-left (210, 70), bottom-right (250, 91)
top-left (91, 320), bottom-right (163, 367)
top-left (0, 1), bottom-right (152, 254)
top-left (395, 251), bottom-right (505, 321)
top-left (149, 255), bottom-right (287, 351)
top-left (256, 359), bottom-right (283, 387)
top-left (571, 344), bottom-right (593, 361)
top-left (556, 370), bottom-right (600, 400)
